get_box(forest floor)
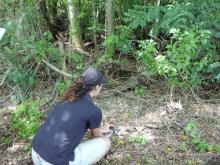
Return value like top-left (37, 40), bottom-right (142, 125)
top-left (0, 83), bottom-right (220, 165)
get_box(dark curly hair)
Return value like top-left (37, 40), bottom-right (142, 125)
top-left (62, 77), bottom-right (94, 102)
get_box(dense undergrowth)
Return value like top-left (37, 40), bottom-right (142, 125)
top-left (0, 0), bottom-right (219, 96)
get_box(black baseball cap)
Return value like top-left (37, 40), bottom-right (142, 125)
top-left (81, 67), bottom-right (108, 86)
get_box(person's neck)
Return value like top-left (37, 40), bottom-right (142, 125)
top-left (89, 92), bottom-right (94, 98)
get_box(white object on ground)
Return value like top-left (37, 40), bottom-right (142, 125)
top-left (0, 28), bottom-right (6, 41)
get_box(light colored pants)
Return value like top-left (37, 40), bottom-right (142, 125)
top-left (32, 137), bottom-right (111, 165)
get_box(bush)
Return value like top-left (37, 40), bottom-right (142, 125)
top-left (165, 29), bottom-right (217, 86)
top-left (10, 99), bottom-right (43, 140)
top-left (137, 28), bottom-right (219, 87)
top-left (185, 122), bottom-right (220, 153)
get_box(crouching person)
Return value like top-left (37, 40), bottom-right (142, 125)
top-left (32, 67), bottom-right (112, 165)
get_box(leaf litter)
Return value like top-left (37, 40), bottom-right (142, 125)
top-left (0, 89), bottom-right (220, 165)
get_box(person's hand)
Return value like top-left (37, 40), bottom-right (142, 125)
top-left (102, 117), bottom-right (116, 137)
top-left (109, 116), bottom-right (116, 125)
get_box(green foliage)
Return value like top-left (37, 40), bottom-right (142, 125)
top-left (10, 99), bottom-right (43, 140)
top-left (208, 62), bottom-right (220, 81)
top-left (123, 1), bottom-right (220, 87)
top-left (123, 154), bottom-right (132, 162)
top-left (124, 5), bottom-right (160, 31)
top-left (68, 52), bottom-right (84, 72)
top-left (185, 122), bottom-right (220, 153)
top-left (215, 145), bottom-right (220, 153)
top-left (128, 135), bottom-right (148, 146)
top-left (179, 143), bottom-right (188, 152)
top-left (0, 137), bottom-right (12, 145)
top-left (115, 26), bottom-right (133, 54)
top-left (137, 39), bottom-right (157, 73)
top-left (155, 55), bottom-right (177, 78)
top-left (1, 32), bottom-right (60, 90)
top-left (100, 34), bottom-right (117, 63)
top-left (134, 85), bottom-right (145, 97)
top-left (165, 29), bottom-right (215, 86)
top-left (137, 28), bottom-right (218, 87)
top-left (124, 1), bottom-right (220, 35)
top-left (140, 156), bottom-right (157, 164)
top-left (1, 0), bottom-right (220, 93)
top-left (104, 35), bottom-right (118, 51)
top-left (56, 81), bottom-right (70, 95)
top-left (8, 69), bottom-right (36, 89)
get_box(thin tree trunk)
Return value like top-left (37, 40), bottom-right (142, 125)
top-left (156, 0), bottom-right (160, 23)
top-left (92, 0), bottom-right (98, 54)
top-left (39, 0), bottom-right (58, 39)
top-left (105, 0), bottom-right (114, 57)
top-left (16, 15), bottom-right (24, 39)
top-left (58, 41), bottom-right (68, 80)
top-left (67, 0), bottom-right (82, 49)
top-left (16, 1), bottom-right (25, 39)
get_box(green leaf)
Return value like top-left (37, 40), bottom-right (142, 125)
top-left (208, 62), bottom-right (220, 71)
top-left (214, 32), bottom-right (220, 38)
top-left (215, 145), bottom-right (220, 153)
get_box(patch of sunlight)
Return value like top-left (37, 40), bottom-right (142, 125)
top-left (7, 143), bottom-right (25, 152)
top-left (7, 104), bottom-right (17, 110)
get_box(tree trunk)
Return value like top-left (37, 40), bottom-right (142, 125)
top-left (105, 0), bottom-right (114, 57)
top-left (58, 41), bottom-right (68, 80)
top-left (67, 0), bottom-right (82, 49)
top-left (156, 0), bottom-right (160, 24)
top-left (92, 0), bottom-right (98, 54)
top-left (39, 0), bottom-right (58, 39)
top-left (16, 1), bottom-right (25, 39)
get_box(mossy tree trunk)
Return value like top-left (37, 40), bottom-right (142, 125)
top-left (105, 0), bottom-right (114, 57)
top-left (92, 0), bottom-right (98, 54)
top-left (67, 0), bottom-right (82, 49)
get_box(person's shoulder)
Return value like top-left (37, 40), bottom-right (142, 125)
top-left (86, 101), bottom-right (100, 111)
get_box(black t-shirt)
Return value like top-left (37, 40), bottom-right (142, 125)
top-left (32, 94), bottom-right (102, 165)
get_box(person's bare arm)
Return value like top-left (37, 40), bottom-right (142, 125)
top-left (91, 123), bottom-right (115, 138)
top-left (91, 128), bottom-right (104, 137)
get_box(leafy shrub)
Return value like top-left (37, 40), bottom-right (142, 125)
top-left (0, 137), bottom-right (12, 145)
top-left (1, 33), bottom-right (61, 92)
top-left (10, 99), bottom-right (43, 140)
top-left (68, 52), bottom-right (84, 72)
top-left (115, 25), bottom-right (134, 54)
top-left (165, 29), bottom-right (216, 86)
top-left (124, 1), bottom-right (220, 87)
top-left (134, 85), bottom-right (145, 97)
top-left (101, 34), bottom-right (117, 62)
top-left (137, 39), bottom-right (158, 73)
top-left (124, 1), bottom-right (220, 35)
top-left (124, 5), bottom-right (160, 33)
top-left (128, 135), bottom-right (148, 146)
top-left (208, 62), bottom-right (220, 82)
top-left (138, 28), bottom-right (218, 87)
top-left (185, 122), bottom-right (220, 153)
top-left (56, 81), bottom-right (71, 95)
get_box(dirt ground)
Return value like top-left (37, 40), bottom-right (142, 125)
top-left (0, 87), bottom-right (220, 165)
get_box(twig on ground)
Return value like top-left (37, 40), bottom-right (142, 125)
top-left (100, 89), bottom-right (150, 104)
top-left (38, 77), bottom-right (62, 111)
top-left (0, 91), bottom-right (15, 104)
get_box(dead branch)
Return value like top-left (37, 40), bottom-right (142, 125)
top-left (42, 59), bottom-right (73, 78)
top-left (0, 68), bottom-right (10, 86)
top-left (0, 90), bottom-right (15, 104)
top-left (72, 48), bottom-right (91, 57)
top-left (99, 76), bottom-right (139, 98)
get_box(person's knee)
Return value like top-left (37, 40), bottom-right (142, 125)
top-left (100, 137), bottom-right (111, 151)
